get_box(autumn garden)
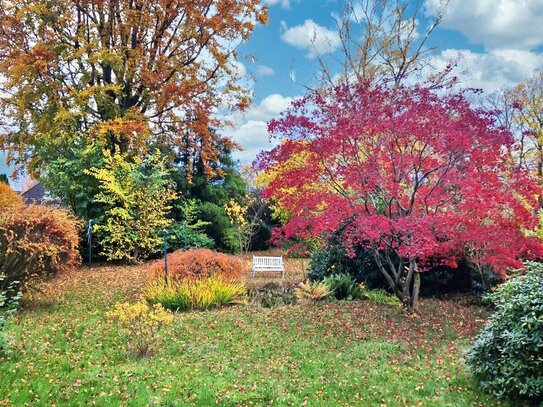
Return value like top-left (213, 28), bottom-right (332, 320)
top-left (0, 0), bottom-right (542, 406)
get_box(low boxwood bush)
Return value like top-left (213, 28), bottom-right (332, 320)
top-left (465, 262), bottom-right (543, 400)
top-left (323, 274), bottom-right (360, 300)
top-left (144, 276), bottom-right (246, 311)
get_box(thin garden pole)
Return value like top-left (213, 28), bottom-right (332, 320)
top-left (87, 219), bottom-right (93, 269)
top-left (183, 220), bottom-right (188, 250)
top-left (163, 230), bottom-right (169, 281)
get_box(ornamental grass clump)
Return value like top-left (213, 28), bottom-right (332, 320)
top-left (465, 262), bottom-right (543, 400)
top-left (294, 280), bottom-right (331, 303)
top-left (107, 301), bottom-right (173, 358)
top-left (144, 276), bottom-right (246, 311)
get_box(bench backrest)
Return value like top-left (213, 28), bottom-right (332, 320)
top-left (252, 256), bottom-right (283, 268)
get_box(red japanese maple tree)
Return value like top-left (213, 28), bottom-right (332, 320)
top-left (258, 84), bottom-right (543, 312)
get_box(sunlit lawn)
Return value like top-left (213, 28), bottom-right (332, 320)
top-left (0, 263), bottom-right (514, 406)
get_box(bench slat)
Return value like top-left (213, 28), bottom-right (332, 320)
top-left (251, 256), bottom-right (284, 278)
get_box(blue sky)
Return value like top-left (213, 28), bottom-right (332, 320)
top-left (225, 0), bottom-right (543, 163)
top-left (2, 0), bottom-right (543, 188)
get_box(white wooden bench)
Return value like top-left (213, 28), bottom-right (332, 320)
top-left (252, 256), bottom-right (285, 278)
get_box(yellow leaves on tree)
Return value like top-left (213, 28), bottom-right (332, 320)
top-left (0, 183), bottom-right (22, 216)
top-left (255, 143), bottom-right (323, 224)
top-left (224, 195), bottom-right (266, 255)
top-left (510, 72), bottom-right (543, 179)
top-left (224, 198), bottom-right (249, 228)
top-left (0, 0), bottom-right (268, 179)
top-left (224, 198), bottom-right (250, 255)
top-left (86, 149), bottom-right (178, 262)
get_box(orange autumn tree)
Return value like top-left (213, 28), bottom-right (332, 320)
top-left (0, 183), bottom-right (22, 217)
top-left (0, 0), bottom-right (268, 179)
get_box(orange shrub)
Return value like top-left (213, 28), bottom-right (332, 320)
top-left (0, 183), bottom-right (22, 215)
top-left (149, 249), bottom-right (243, 282)
top-left (0, 204), bottom-right (81, 292)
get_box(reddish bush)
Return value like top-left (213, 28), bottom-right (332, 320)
top-left (0, 204), bottom-right (81, 292)
top-left (149, 249), bottom-right (243, 282)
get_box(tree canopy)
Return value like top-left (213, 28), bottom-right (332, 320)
top-left (258, 83), bottom-right (543, 311)
top-left (0, 0), bottom-right (268, 178)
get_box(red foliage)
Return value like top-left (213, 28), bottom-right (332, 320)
top-left (258, 83), bottom-right (543, 309)
top-left (0, 204), bottom-right (81, 291)
top-left (149, 249), bottom-right (243, 282)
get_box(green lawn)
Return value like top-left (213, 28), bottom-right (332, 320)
top-left (0, 265), bottom-right (513, 406)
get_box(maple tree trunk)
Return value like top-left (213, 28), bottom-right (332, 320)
top-left (374, 253), bottom-right (422, 313)
top-left (372, 250), bottom-right (402, 300)
top-left (408, 270), bottom-right (421, 313)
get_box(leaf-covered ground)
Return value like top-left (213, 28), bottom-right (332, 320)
top-left (0, 263), bottom-right (513, 406)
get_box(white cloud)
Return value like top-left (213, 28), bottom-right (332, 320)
top-left (263, 0), bottom-right (290, 8)
top-left (245, 93), bottom-right (295, 121)
top-left (223, 93), bottom-right (299, 164)
top-left (427, 48), bottom-right (543, 93)
top-left (226, 120), bottom-right (271, 163)
top-left (256, 65), bottom-right (275, 76)
top-left (232, 60), bottom-right (247, 77)
top-left (280, 19), bottom-right (341, 59)
top-left (425, 0), bottom-right (543, 50)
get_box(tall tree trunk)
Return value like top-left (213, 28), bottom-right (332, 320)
top-left (476, 264), bottom-right (489, 291)
top-left (403, 258), bottom-right (416, 303)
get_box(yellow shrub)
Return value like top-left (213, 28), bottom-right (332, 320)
top-left (107, 301), bottom-right (173, 358)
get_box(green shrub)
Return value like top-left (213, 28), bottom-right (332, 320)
top-left (323, 274), bottom-right (360, 300)
top-left (358, 284), bottom-right (401, 306)
top-left (0, 276), bottom-right (22, 356)
top-left (167, 222), bottom-right (215, 251)
top-left (308, 238), bottom-right (383, 288)
top-left (250, 283), bottom-right (297, 308)
top-left (309, 228), bottom-right (473, 296)
top-left (144, 276), bottom-right (246, 311)
top-left (465, 262), bottom-right (543, 400)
